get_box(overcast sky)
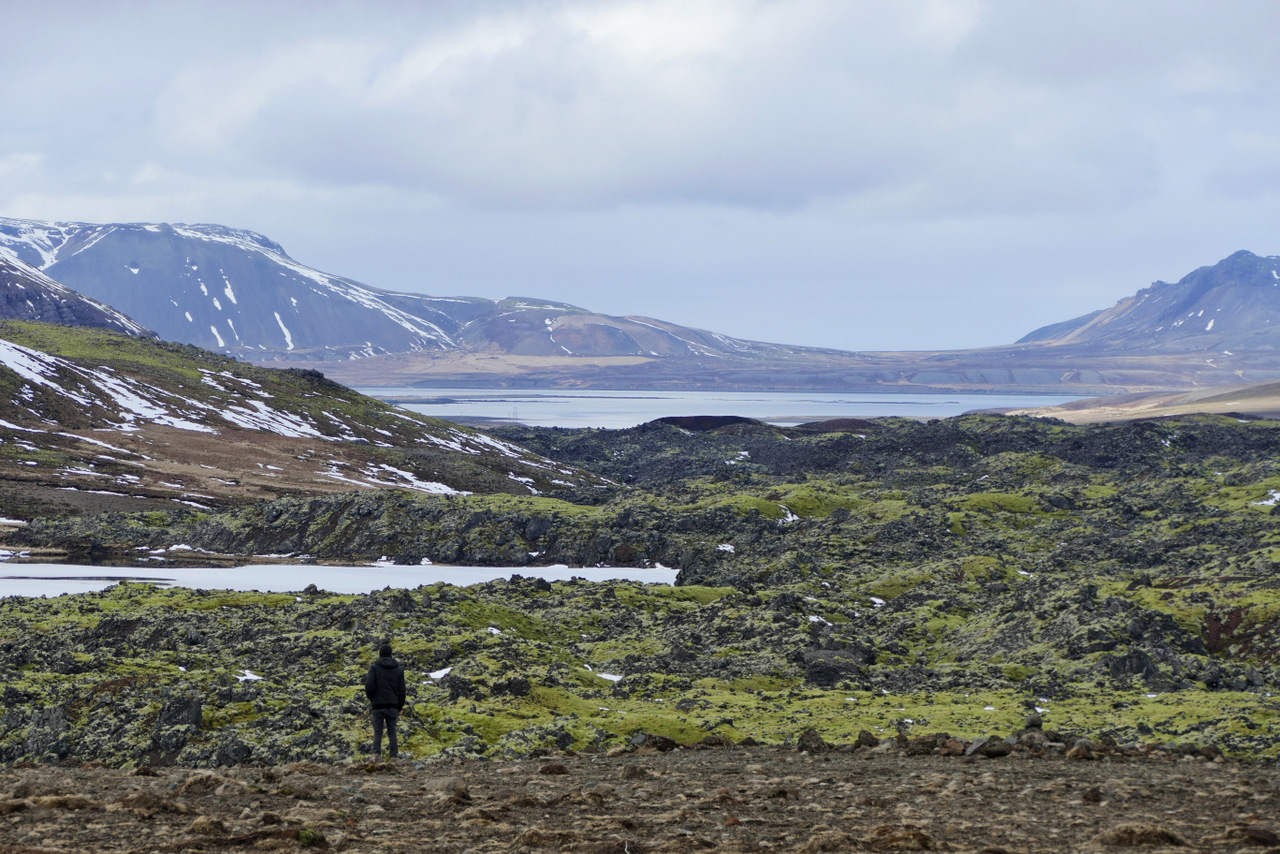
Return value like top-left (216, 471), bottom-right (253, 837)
top-left (4, 0), bottom-right (1280, 351)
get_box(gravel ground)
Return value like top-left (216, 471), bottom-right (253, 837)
top-left (0, 746), bottom-right (1277, 853)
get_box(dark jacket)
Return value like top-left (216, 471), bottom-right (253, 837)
top-left (364, 656), bottom-right (406, 710)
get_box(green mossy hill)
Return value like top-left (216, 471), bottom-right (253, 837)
top-left (3, 578), bottom-right (1278, 767)
top-left (0, 321), bottom-right (605, 500)
top-left (0, 320), bottom-right (439, 444)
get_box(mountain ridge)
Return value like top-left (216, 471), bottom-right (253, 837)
top-left (0, 216), bottom-right (808, 365)
top-left (6, 215), bottom-right (1280, 394)
top-left (0, 246), bottom-right (151, 338)
top-left (1019, 249), bottom-right (1280, 352)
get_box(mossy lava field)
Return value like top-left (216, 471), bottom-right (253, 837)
top-left (4, 412), bottom-right (1280, 774)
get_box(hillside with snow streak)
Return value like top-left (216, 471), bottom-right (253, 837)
top-left (0, 321), bottom-right (603, 521)
top-left (0, 247), bottom-right (150, 337)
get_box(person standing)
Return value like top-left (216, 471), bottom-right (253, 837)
top-left (364, 642), bottom-right (406, 760)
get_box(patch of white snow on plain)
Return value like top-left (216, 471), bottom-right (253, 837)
top-left (1206, 318), bottom-right (1215, 331)
top-left (367, 463), bottom-right (461, 494)
top-left (212, 297), bottom-right (222, 311)
top-left (487, 627), bottom-right (502, 635)
top-left (274, 312), bottom-right (294, 350)
top-left (1252, 490), bottom-right (1280, 507)
top-left (428, 667), bottom-right (452, 680)
top-left (222, 399), bottom-right (325, 438)
top-left (235, 670), bottom-right (263, 682)
top-left (718, 543), bottom-right (735, 552)
top-left (869, 597), bottom-right (886, 607)
top-left (597, 672), bottom-right (624, 682)
top-left (209, 326), bottom-right (225, 347)
top-left (184, 311), bottom-right (193, 322)
top-left (223, 278), bottom-right (237, 304)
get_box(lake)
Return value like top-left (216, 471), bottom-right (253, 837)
top-left (1, 389), bottom-right (1084, 598)
top-left (0, 562), bottom-right (677, 599)
top-left (357, 387), bottom-right (1087, 429)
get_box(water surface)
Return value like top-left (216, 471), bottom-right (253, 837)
top-left (0, 562), bottom-right (676, 599)
top-left (358, 387), bottom-right (1087, 429)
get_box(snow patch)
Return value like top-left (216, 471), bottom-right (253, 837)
top-left (274, 312), bottom-right (294, 350)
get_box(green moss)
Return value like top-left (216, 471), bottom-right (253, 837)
top-left (203, 702), bottom-right (260, 728)
top-left (861, 499), bottom-right (909, 522)
top-left (957, 493), bottom-right (1041, 514)
top-left (642, 585), bottom-right (735, 606)
top-left (864, 568), bottom-right (931, 601)
top-left (454, 601), bottom-right (573, 644)
top-left (770, 484), bottom-right (867, 518)
top-left (1001, 663), bottom-right (1035, 682)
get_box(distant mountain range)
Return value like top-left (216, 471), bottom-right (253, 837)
top-left (0, 217), bottom-right (800, 363)
top-left (4, 215), bottom-right (1280, 394)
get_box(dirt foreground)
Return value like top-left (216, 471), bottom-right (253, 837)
top-left (0, 747), bottom-right (1277, 854)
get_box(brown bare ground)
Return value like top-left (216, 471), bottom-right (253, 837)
top-left (0, 748), bottom-right (1277, 853)
top-left (1007, 380), bottom-right (1280, 423)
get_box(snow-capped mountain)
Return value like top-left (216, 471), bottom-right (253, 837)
top-left (0, 217), bottom-right (463, 357)
top-left (1019, 250), bottom-right (1280, 352)
top-left (0, 217), bottom-right (799, 362)
top-left (0, 247), bottom-right (150, 337)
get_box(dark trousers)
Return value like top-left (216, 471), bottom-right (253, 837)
top-left (372, 708), bottom-right (399, 757)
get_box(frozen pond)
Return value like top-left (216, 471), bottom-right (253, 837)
top-left (0, 562), bottom-right (677, 599)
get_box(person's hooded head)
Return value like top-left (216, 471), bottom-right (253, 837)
top-left (379, 643), bottom-right (393, 659)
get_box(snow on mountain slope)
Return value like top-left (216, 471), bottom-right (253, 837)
top-left (0, 322), bottom-right (602, 509)
top-left (0, 247), bottom-right (151, 336)
top-left (1019, 250), bottom-right (1280, 352)
top-left (0, 218), bottom-right (459, 357)
top-left (0, 217), bottom-right (810, 364)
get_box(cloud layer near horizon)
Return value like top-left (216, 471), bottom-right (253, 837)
top-left (5, 0), bottom-right (1280, 350)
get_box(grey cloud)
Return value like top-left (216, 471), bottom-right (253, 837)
top-left (4, 0), bottom-right (1280, 353)
top-left (133, 0), bottom-right (1277, 224)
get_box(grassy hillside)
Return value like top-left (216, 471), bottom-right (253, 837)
top-left (0, 321), bottom-right (604, 523)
